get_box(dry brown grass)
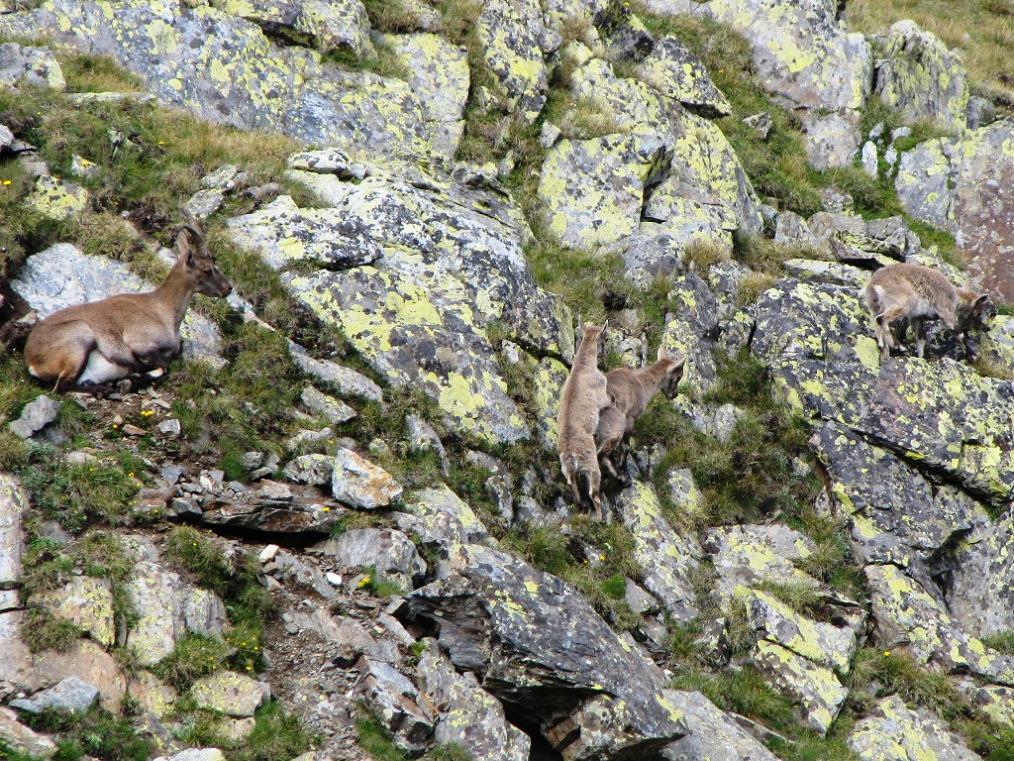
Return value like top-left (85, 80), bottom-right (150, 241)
top-left (847, 0), bottom-right (1014, 107)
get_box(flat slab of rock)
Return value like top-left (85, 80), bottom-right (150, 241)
top-left (0, 706), bottom-right (57, 759)
top-left (10, 243), bottom-right (223, 366)
top-left (848, 695), bottom-right (978, 761)
top-left (404, 543), bottom-right (689, 759)
top-left (0, 476), bottom-right (27, 589)
top-left (154, 750), bottom-right (227, 761)
top-left (662, 690), bottom-right (778, 761)
top-left (324, 528), bottom-right (424, 590)
top-left (8, 394), bottom-right (60, 439)
top-left (190, 671), bottom-right (269, 717)
top-left (10, 676), bottom-right (100, 714)
top-left (331, 448), bottom-right (402, 509)
top-left (31, 576), bottom-right (115, 648)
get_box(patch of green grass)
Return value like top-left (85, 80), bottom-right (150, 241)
top-left (524, 239), bottom-right (629, 324)
top-left (360, 565), bottom-right (406, 598)
top-left (683, 240), bottom-right (732, 276)
top-left (359, 0), bottom-right (424, 33)
top-left (21, 607), bottom-right (82, 654)
top-left (165, 525), bottom-right (232, 592)
top-left (906, 217), bottom-right (964, 268)
top-left (733, 234), bottom-right (827, 275)
top-left (231, 701), bottom-right (315, 761)
top-left (983, 630), bottom-right (1014, 654)
top-left (58, 50), bottom-right (142, 93)
top-left (0, 739), bottom-right (40, 761)
top-left (17, 448), bottom-right (140, 533)
top-left (150, 633), bottom-right (233, 692)
top-left (25, 706), bottom-right (152, 761)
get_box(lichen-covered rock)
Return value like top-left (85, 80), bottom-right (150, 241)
top-left (865, 563), bottom-right (1014, 685)
top-left (416, 643), bottom-right (530, 761)
top-left (661, 690), bottom-right (779, 761)
top-left (212, 0), bottom-right (373, 58)
top-left (10, 676), bottom-right (100, 714)
top-left (32, 577), bottom-right (115, 648)
top-left (476, 0), bottom-right (548, 122)
top-left (0, 706), bottom-right (57, 759)
top-left (895, 121), bottom-right (1014, 301)
top-left (355, 656), bottom-right (435, 756)
top-left (331, 448), bottom-right (402, 509)
top-left (741, 589), bottom-right (856, 674)
top-left (11, 243), bottom-right (223, 366)
top-left (232, 165), bottom-right (571, 446)
top-left (124, 537), bottom-right (227, 666)
top-left (300, 385), bottom-right (356, 424)
top-left (226, 195), bottom-right (382, 271)
top-left (383, 33), bottom-right (469, 159)
top-left (651, 0), bottom-right (870, 112)
top-left (750, 278), bottom-right (1014, 505)
top-left (0, 0), bottom-right (430, 161)
top-left (659, 271), bottom-right (721, 394)
top-left (874, 20), bottom-right (969, 133)
top-left (811, 422), bottom-right (988, 567)
top-left (800, 110), bottom-right (861, 170)
top-left (847, 695), bottom-right (979, 761)
top-left (127, 671), bottom-right (178, 719)
top-left (287, 342), bottom-right (383, 402)
top-left (616, 483), bottom-right (700, 623)
top-left (635, 36), bottom-right (731, 117)
top-left (403, 544), bottom-right (689, 759)
top-left (703, 524), bottom-right (821, 604)
top-left (0, 42), bottom-right (65, 90)
top-left (750, 639), bottom-right (848, 734)
top-left (283, 453), bottom-right (334, 486)
top-left (394, 484), bottom-right (489, 551)
top-left (0, 476), bottom-right (26, 612)
top-left (539, 132), bottom-right (667, 249)
top-left (947, 513), bottom-right (1014, 638)
top-left (25, 175), bottom-right (89, 221)
top-left (190, 671), bottom-right (269, 717)
top-left (324, 527), bottom-right (425, 589)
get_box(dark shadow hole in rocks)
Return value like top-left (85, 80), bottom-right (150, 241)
top-left (177, 517), bottom-right (328, 551)
top-left (498, 707), bottom-right (564, 761)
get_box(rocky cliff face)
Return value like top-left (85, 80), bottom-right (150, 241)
top-left (1, 1), bottom-right (1014, 760)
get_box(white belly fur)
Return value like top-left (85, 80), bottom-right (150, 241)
top-left (78, 350), bottom-right (130, 385)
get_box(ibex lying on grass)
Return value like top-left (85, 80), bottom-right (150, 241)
top-left (597, 347), bottom-right (685, 483)
top-left (865, 262), bottom-right (994, 360)
top-left (24, 224), bottom-right (231, 390)
top-left (558, 323), bottom-right (610, 521)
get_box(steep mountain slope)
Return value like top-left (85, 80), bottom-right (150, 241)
top-left (1, 1), bottom-right (1014, 761)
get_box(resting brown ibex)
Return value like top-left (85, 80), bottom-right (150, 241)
top-left (24, 224), bottom-right (231, 390)
top-left (557, 323), bottom-right (610, 521)
top-left (597, 347), bottom-right (685, 483)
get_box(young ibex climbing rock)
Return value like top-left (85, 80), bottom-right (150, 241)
top-left (865, 262), bottom-right (994, 360)
top-left (597, 347), bottom-right (685, 483)
top-left (24, 224), bottom-right (232, 390)
top-left (557, 323), bottom-right (610, 521)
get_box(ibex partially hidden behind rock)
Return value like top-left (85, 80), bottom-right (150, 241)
top-left (557, 323), bottom-right (610, 521)
top-left (24, 224), bottom-right (231, 390)
top-left (865, 262), bottom-right (994, 360)
top-left (598, 347), bottom-right (685, 482)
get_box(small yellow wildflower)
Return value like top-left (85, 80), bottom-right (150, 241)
top-left (357, 575), bottom-right (371, 588)
top-left (321, 506), bottom-right (330, 512)
top-left (883, 650), bottom-right (891, 657)
top-left (1, 180), bottom-right (11, 186)
top-left (141, 409), bottom-right (155, 417)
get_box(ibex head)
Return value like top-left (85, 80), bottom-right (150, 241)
top-left (176, 223), bottom-right (232, 298)
top-left (655, 345), bottom-right (686, 398)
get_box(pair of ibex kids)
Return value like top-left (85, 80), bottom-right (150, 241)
top-left (24, 224), bottom-right (232, 391)
top-left (557, 323), bottom-right (684, 521)
top-left (558, 262), bottom-right (996, 520)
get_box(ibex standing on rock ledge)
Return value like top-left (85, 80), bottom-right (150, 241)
top-left (597, 347), bottom-right (685, 483)
top-left (557, 323), bottom-right (610, 521)
top-left (24, 224), bottom-right (231, 390)
top-left (865, 262), bottom-right (994, 360)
